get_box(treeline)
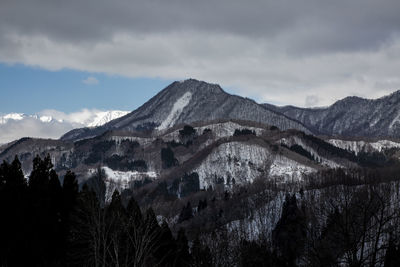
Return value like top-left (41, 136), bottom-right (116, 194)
top-left (0, 155), bottom-right (78, 266)
top-left (4, 155), bottom-right (400, 266)
top-left (0, 156), bottom-right (211, 267)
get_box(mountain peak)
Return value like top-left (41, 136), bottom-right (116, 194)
top-left (61, 79), bottom-right (311, 141)
top-left (169, 79), bottom-right (224, 95)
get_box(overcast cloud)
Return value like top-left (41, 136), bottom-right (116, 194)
top-left (1, 0), bottom-right (400, 107)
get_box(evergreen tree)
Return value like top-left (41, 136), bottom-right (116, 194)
top-left (107, 190), bottom-right (126, 266)
top-left (272, 194), bottom-right (307, 267)
top-left (178, 202), bottom-right (193, 223)
top-left (156, 221), bottom-right (177, 266)
top-left (191, 237), bottom-right (213, 267)
top-left (384, 238), bottom-right (400, 267)
top-left (239, 240), bottom-right (278, 267)
top-left (60, 170), bottom-right (79, 261)
top-left (0, 157), bottom-right (29, 266)
top-left (29, 154), bottom-right (53, 191)
top-left (176, 228), bottom-right (191, 266)
top-left (126, 196), bottom-right (143, 227)
top-left (67, 184), bottom-right (102, 266)
top-left (161, 147), bottom-right (178, 169)
top-left (145, 207), bottom-right (160, 233)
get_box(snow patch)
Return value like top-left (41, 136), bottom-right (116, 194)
top-left (328, 139), bottom-right (400, 155)
top-left (269, 156), bottom-right (315, 182)
top-left (101, 166), bottom-right (157, 183)
top-left (88, 110), bottom-right (129, 127)
top-left (157, 92), bottom-right (192, 130)
top-left (39, 116), bottom-right (53, 123)
top-left (88, 167), bottom-right (158, 202)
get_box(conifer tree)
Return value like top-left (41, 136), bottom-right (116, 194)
top-left (127, 196), bottom-right (143, 227)
top-left (176, 228), bottom-right (191, 266)
top-left (191, 237), bottom-right (213, 267)
top-left (156, 221), bottom-right (177, 266)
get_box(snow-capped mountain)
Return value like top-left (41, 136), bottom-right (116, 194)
top-left (0, 110), bottom-right (128, 127)
top-left (0, 113), bottom-right (62, 124)
top-left (0, 110), bottom-right (129, 144)
top-left (264, 90), bottom-right (400, 138)
top-left (87, 110), bottom-right (130, 127)
top-left (61, 79), bottom-right (311, 141)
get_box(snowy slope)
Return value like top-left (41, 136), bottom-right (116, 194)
top-left (193, 141), bottom-right (316, 189)
top-left (88, 110), bottom-right (130, 127)
top-left (157, 92), bottom-right (192, 130)
top-left (280, 136), bottom-right (342, 168)
top-left (194, 142), bottom-right (273, 189)
top-left (328, 139), bottom-right (400, 155)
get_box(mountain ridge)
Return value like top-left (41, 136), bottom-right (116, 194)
top-left (61, 79), bottom-right (312, 141)
top-left (264, 89), bottom-right (400, 138)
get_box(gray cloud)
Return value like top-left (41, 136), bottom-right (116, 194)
top-left (305, 95), bottom-right (320, 107)
top-left (1, 0), bottom-right (400, 107)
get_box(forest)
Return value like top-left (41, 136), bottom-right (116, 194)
top-left (2, 155), bottom-right (400, 266)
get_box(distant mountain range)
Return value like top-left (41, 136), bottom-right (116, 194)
top-left (3, 80), bottom-right (400, 144)
top-left (2, 78), bottom-right (400, 186)
top-left (0, 110), bottom-right (129, 127)
top-left (264, 91), bottom-right (400, 138)
top-left (0, 110), bottom-right (129, 144)
top-left (61, 79), bottom-right (400, 141)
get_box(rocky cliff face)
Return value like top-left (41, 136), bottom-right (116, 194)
top-left (264, 90), bottom-right (400, 138)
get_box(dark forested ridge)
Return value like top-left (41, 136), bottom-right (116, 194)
top-left (0, 155), bottom-right (202, 267)
top-left (2, 154), bottom-right (400, 266)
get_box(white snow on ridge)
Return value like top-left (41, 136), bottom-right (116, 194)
top-left (370, 140), bottom-right (400, 152)
top-left (328, 139), bottom-right (400, 155)
top-left (0, 113), bottom-right (25, 124)
top-left (101, 166), bottom-right (157, 183)
top-left (280, 137), bottom-right (341, 168)
top-left (157, 92), bottom-right (192, 130)
top-left (88, 110), bottom-right (129, 127)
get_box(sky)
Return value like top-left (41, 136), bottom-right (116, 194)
top-left (1, 0), bottom-right (400, 114)
top-left (0, 63), bottom-right (172, 114)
